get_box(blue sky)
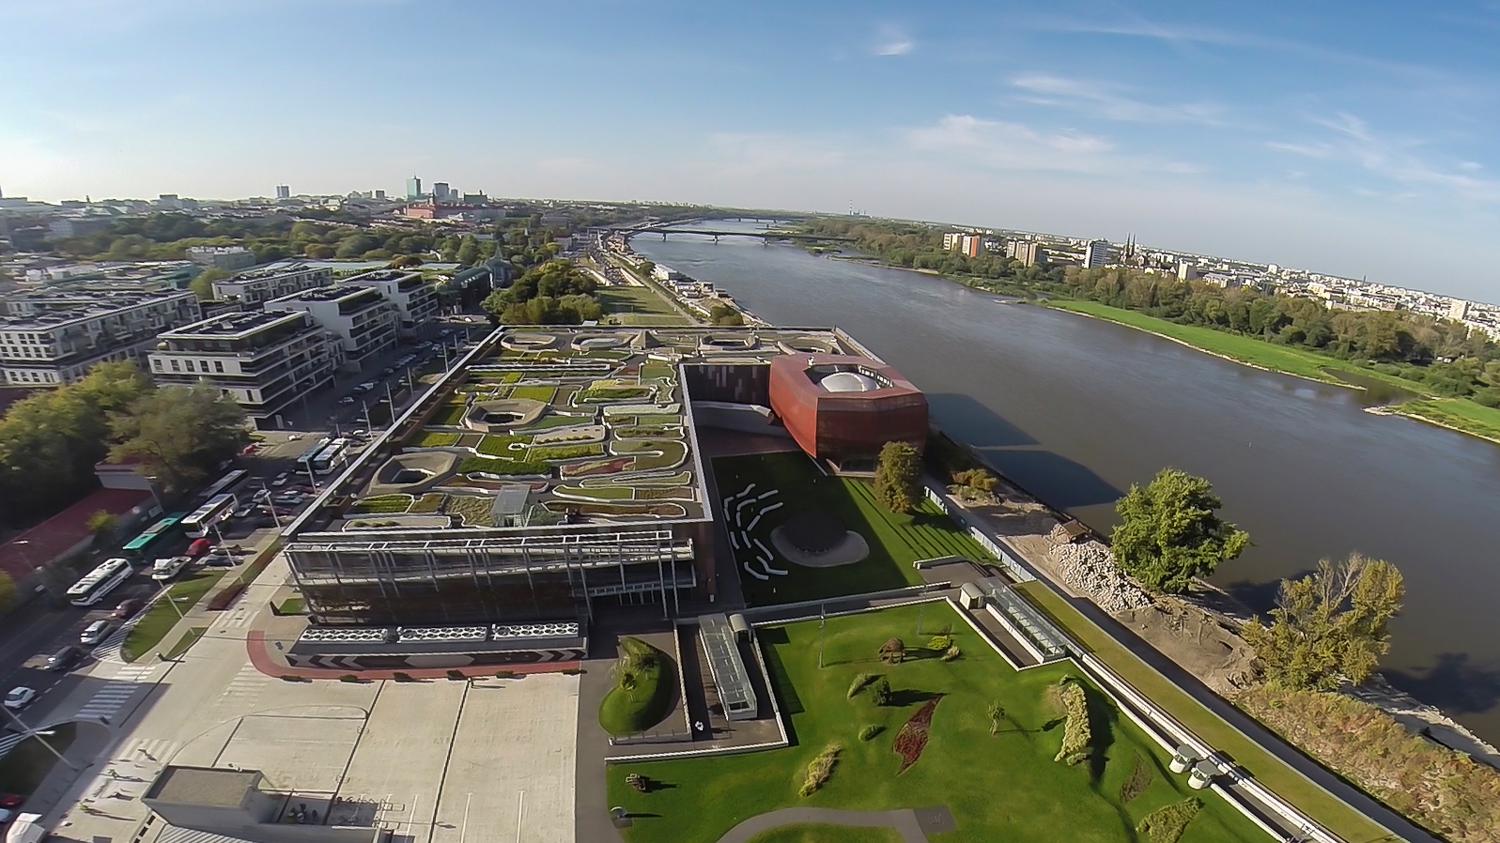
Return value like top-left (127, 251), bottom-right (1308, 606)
top-left (3, 0), bottom-right (1500, 299)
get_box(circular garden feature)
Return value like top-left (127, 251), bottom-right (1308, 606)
top-left (780, 512), bottom-right (847, 555)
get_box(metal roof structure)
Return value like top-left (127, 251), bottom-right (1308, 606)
top-left (699, 612), bottom-right (758, 720)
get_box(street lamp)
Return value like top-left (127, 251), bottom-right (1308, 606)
top-left (0, 706), bottom-right (78, 771)
top-left (261, 480), bottom-right (283, 529)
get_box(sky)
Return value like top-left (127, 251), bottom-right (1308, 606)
top-left (3, 0), bottom-right (1500, 300)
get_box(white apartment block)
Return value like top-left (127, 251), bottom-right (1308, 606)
top-left (149, 310), bottom-right (343, 428)
top-left (212, 263), bottom-right (333, 306)
top-left (344, 269), bottom-right (440, 333)
top-left (0, 287), bottom-right (200, 386)
top-left (185, 246), bottom-right (257, 271)
top-left (265, 285), bottom-right (397, 367)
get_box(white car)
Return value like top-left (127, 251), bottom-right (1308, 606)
top-left (271, 472), bottom-right (290, 488)
top-left (80, 619), bottom-right (116, 646)
top-left (3, 686), bottom-right (35, 711)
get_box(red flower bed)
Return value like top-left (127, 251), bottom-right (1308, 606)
top-left (893, 695), bottom-right (943, 774)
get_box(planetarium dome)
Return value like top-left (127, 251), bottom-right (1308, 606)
top-left (820, 371), bottom-right (879, 393)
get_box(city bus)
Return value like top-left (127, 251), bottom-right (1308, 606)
top-left (295, 437), bottom-right (332, 476)
top-left (180, 494), bottom-right (236, 539)
top-left (198, 469), bottom-right (248, 504)
top-left (66, 558), bottom-right (133, 607)
top-left (311, 438), bottom-right (351, 475)
top-left (121, 511), bottom-right (187, 561)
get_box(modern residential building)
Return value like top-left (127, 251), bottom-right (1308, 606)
top-left (1006, 240), bottom-right (1041, 267)
top-left (185, 246), bottom-right (257, 271)
top-left (1449, 299), bottom-right (1471, 321)
top-left (1178, 261), bottom-right (1199, 281)
top-left (211, 263), bottom-right (333, 306)
top-left (1084, 239), bottom-right (1111, 269)
top-left (432, 182), bottom-right (451, 202)
top-left (149, 310), bottom-right (343, 428)
top-left (942, 231), bottom-right (984, 258)
top-left (344, 269), bottom-right (440, 333)
top-left (275, 185), bottom-right (291, 200)
top-left (405, 175), bottom-right (422, 200)
top-left (264, 285), bottom-right (397, 367)
top-left (0, 287), bottom-right (200, 386)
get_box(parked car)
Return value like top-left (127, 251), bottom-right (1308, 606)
top-left (205, 553), bottom-right (238, 568)
top-left (80, 620), bottom-right (116, 646)
top-left (112, 598), bottom-right (144, 620)
top-left (186, 538), bottom-right (213, 559)
top-left (3, 688), bottom-right (35, 711)
top-left (239, 443), bottom-right (259, 456)
top-left (339, 396), bottom-right (356, 405)
top-left (285, 433), bottom-right (303, 441)
top-left (252, 488), bottom-right (272, 503)
top-left (151, 555), bottom-right (191, 583)
top-left (271, 472), bottom-right (290, 487)
top-left (44, 646), bottom-right (82, 672)
top-left (0, 794), bottom-right (23, 810)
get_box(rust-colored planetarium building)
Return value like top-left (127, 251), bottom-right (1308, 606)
top-left (768, 354), bottom-right (928, 468)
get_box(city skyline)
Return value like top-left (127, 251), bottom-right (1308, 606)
top-left (3, 1), bottom-right (1500, 299)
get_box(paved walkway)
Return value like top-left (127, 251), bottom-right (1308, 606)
top-left (718, 807), bottom-right (934, 843)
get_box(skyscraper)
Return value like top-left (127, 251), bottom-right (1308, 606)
top-left (433, 182), bottom-right (451, 202)
top-left (405, 176), bottom-right (422, 200)
top-left (1083, 239), bottom-right (1110, 269)
top-left (275, 185), bottom-right (290, 200)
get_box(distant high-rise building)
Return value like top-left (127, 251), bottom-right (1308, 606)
top-left (1006, 240), bottom-right (1040, 267)
top-left (1177, 261), bottom-right (1198, 281)
top-left (959, 234), bottom-right (982, 258)
top-left (1083, 239), bottom-right (1110, 269)
top-left (1450, 299), bottom-right (1471, 321)
top-left (374, 189), bottom-right (386, 200)
top-left (405, 176), bottom-right (422, 200)
top-left (942, 232), bottom-right (962, 251)
top-left (433, 182), bottom-right (451, 202)
top-left (275, 185), bottom-right (290, 200)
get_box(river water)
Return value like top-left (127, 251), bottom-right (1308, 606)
top-left (637, 224), bottom-right (1500, 743)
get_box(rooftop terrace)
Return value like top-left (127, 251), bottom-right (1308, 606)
top-left (160, 309), bottom-right (307, 338)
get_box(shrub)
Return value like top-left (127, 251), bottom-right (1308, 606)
top-left (207, 582), bottom-right (246, 610)
top-left (495, 669), bottom-right (519, 679)
top-left (1136, 798), bottom-right (1202, 843)
top-left (878, 637), bottom-right (905, 664)
top-left (1053, 680), bottom-right (1093, 765)
top-left (987, 700), bottom-right (1006, 736)
top-left (392, 671), bottom-right (414, 682)
top-left (927, 634), bottom-right (953, 652)
top-left (1121, 753), bottom-right (1154, 802)
top-left (339, 674), bottom-right (362, 683)
top-left (871, 677), bottom-right (892, 706)
top-left (798, 743), bottom-right (842, 797)
top-left (446, 669), bottom-right (465, 680)
top-left (941, 645), bottom-right (961, 661)
top-left (858, 724), bottom-right (883, 742)
top-left (846, 673), bottom-right (880, 699)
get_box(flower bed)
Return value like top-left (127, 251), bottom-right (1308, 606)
top-left (893, 695), bottom-right (942, 774)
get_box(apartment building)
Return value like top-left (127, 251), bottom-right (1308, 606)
top-left (211, 263), bottom-right (333, 306)
top-left (1006, 240), bottom-right (1041, 267)
top-left (264, 285), bottom-right (397, 367)
top-left (1084, 239), bottom-right (1111, 269)
top-left (344, 269), bottom-right (440, 333)
top-left (185, 246), bottom-right (257, 271)
top-left (0, 287), bottom-right (200, 386)
top-left (149, 310), bottom-right (343, 427)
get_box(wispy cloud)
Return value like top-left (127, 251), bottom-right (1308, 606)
top-left (905, 114), bottom-right (1198, 176)
top-left (1267, 111), bottom-right (1500, 202)
top-left (1009, 72), bottom-right (1229, 126)
top-left (871, 23), bottom-right (913, 57)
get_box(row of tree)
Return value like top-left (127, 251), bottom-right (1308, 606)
top-left (0, 361), bottom-right (248, 528)
top-left (480, 258), bottom-right (603, 325)
top-left (799, 217), bottom-right (1067, 288)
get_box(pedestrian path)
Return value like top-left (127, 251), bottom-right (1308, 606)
top-left (75, 683), bottom-right (141, 724)
top-left (216, 663), bottom-right (268, 710)
top-left (119, 736), bottom-right (180, 765)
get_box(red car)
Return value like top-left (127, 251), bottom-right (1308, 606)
top-left (186, 538), bottom-right (213, 559)
top-left (112, 598), bottom-right (144, 620)
top-left (0, 793), bottom-right (23, 810)
top-left (240, 443), bottom-right (259, 456)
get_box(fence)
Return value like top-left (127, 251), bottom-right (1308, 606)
top-left (922, 484), bottom-right (1034, 582)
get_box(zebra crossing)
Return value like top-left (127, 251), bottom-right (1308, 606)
top-left (216, 663), bottom-right (269, 709)
top-left (75, 683), bottom-right (142, 724)
top-left (0, 731), bottom-right (25, 758)
top-left (91, 621), bottom-right (136, 664)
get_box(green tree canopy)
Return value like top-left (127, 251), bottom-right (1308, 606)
top-left (188, 267), bottom-right (230, 301)
top-left (455, 235), bottom-right (481, 267)
top-left (874, 441), bottom-right (921, 513)
top-left (109, 384), bottom-right (248, 492)
top-left (1110, 468), bottom-right (1249, 593)
top-left (1243, 554), bottom-right (1405, 690)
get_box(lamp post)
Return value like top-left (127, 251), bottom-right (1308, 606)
top-left (261, 480), bottom-right (283, 529)
top-left (0, 707), bottom-right (77, 771)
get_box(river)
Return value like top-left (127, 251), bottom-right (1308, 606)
top-left (636, 223), bottom-right (1500, 744)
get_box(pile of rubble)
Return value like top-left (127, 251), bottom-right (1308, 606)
top-left (1046, 527), bottom-right (1152, 615)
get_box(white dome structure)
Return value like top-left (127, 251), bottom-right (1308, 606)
top-left (820, 371), bottom-right (879, 393)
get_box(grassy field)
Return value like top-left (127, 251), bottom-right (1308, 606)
top-left (1014, 581), bottom-right (1391, 842)
top-left (122, 569), bottom-right (227, 662)
top-left (599, 285), bottom-right (691, 326)
top-left (1046, 299), bottom-right (1500, 443)
top-left (163, 626), bottom-right (207, 660)
top-left (607, 604), bottom-right (1264, 843)
top-left (749, 825), bottom-right (902, 843)
top-left (713, 452), bottom-right (990, 605)
top-left (599, 637), bottom-right (678, 736)
top-left (0, 723), bottom-right (77, 795)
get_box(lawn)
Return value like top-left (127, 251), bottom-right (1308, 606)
top-left (427, 403), bottom-right (470, 426)
top-left (599, 637), bottom-right (678, 736)
top-left (163, 626), bottom-right (207, 660)
top-left (598, 285), bottom-right (690, 326)
top-left (1014, 581), bottom-right (1390, 841)
top-left (510, 384), bottom-right (559, 402)
top-left (416, 431), bottom-right (461, 447)
top-left (750, 826), bottom-right (902, 843)
top-left (713, 452), bottom-right (991, 605)
top-left (122, 569), bottom-right (227, 662)
top-left (1395, 397), bottom-right (1500, 442)
top-left (0, 723), bottom-right (77, 795)
top-left (607, 604), bottom-right (1264, 843)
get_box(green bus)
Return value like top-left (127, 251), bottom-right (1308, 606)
top-left (122, 511), bottom-right (187, 560)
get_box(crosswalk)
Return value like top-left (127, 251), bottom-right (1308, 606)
top-left (0, 732), bottom-right (24, 758)
top-left (91, 625), bottom-right (131, 663)
top-left (75, 683), bottom-right (141, 724)
top-left (217, 663), bottom-right (269, 710)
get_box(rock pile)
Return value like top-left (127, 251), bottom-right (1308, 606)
top-left (1046, 535), bottom-right (1152, 615)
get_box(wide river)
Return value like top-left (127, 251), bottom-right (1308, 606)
top-left (637, 224), bottom-right (1500, 743)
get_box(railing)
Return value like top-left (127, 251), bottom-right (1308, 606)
top-left (922, 484), bottom-right (1034, 582)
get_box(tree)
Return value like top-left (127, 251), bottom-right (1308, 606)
top-left (188, 268), bottom-right (230, 301)
top-left (1243, 554), bottom-right (1404, 690)
top-left (304, 243), bottom-right (336, 259)
top-left (86, 510), bottom-right (119, 543)
top-left (455, 236), bottom-right (481, 267)
top-left (389, 254), bottom-right (424, 268)
top-left (0, 571), bottom-right (15, 613)
top-left (874, 441), bottom-right (920, 513)
top-left (987, 700), bottom-right (1006, 735)
top-left (708, 304), bottom-right (744, 326)
top-left (1110, 468), bottom-right (1249, 593)
top-left (109, 385), bottom-right (248, 493)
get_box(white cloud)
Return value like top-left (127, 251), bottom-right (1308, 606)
top-left (871, 23), bottom-right (913, 57)
top-left (1010, 72), bottom-right (1229, 126)
top-left (905, 114), bottom-right (1202, 176)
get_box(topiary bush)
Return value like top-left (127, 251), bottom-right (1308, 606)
top-left (847, 673), bottom-right (880, 699)
top-left (798, 743), bottom-right (842, 797)
top-left (1053, 679), bottom-right (1093, 765)
top-left (942, 645), bottom-right (961, 661)
top-left (858, 724), bottom-right (883, 742)
top-left (871, 677), bottom-right (893, 706)
top-left (1136, 798), bottom-right (1202, 843)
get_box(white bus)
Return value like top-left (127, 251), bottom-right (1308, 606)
top-left (295, 437), bottom-right (332, 476)
top-left (181, 493), bottom-right (236, 538)
top-left (198, 469), bottom-right (247, 504)
top-left (311, 438), bottom-right (351, 475)
top-left (67, 558), bottom-right (133, 607)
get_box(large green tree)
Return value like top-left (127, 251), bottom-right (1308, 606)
top-left (874, 441), bottom-right (921, 513)
top-left (188, 267), bottom-right (230, 301)
top-left (1243, 554), bottom-right (1404, 690)
top-left (1110, 468), bottom-right (1249, 593)
top-left (109, 384), bottom-right (248, 492)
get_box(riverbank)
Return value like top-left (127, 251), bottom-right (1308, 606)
top-left (1044, 298), bottom-right (1500, 446)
